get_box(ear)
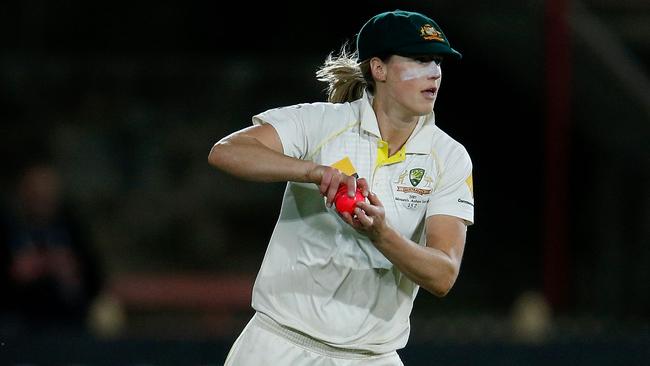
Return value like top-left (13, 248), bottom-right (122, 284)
top-left (369, 57), bottom-right (387, 82)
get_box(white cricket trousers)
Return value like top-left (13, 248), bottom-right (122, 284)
top-left (223, 312), bottom-right (404, 366)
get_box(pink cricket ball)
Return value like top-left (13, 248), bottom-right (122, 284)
top-left (334, 185), bottom-right (365, 215)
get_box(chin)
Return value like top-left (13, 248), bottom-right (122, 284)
top-left (415, 103), bottom-right (435, 116)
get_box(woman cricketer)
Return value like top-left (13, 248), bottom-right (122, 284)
top-left (209, 9), bottom-right (475, 366)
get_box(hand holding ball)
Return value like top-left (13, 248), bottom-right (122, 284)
top-left (334, 185), bottom-right (365, 215)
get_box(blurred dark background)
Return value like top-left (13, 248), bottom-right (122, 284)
top-left (1, 0), bottom-right (648, 365)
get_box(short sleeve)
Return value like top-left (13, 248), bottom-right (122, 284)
top-left (426, 145), bottom-right (475, 224)
top-left (252, 104), bottom-right (324, 160)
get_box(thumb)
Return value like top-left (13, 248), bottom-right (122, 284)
top-left (367, 192), bottom-right (383, 207)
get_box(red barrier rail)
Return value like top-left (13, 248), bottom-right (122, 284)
top-left (108, 272), bottom-right (255, 311)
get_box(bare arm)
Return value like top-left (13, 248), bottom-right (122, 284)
top-left (208, 124), bottom-right (313, 182)
top-left (208, 123), bottom-right (368, 206)
top-left (343, 194), bottom-right (467, 297)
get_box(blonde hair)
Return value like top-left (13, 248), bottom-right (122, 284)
top-left (316, 43), bottom-right (376, 103)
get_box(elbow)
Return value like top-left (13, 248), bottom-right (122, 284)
top-left (425, 266), bottom-right (459, 298)
top-left (431, 284), bottom-right (453, 298)
top-left (427, 280), bottom-right (453, 298)
top-left (208, 142), bottom-right (226, 168)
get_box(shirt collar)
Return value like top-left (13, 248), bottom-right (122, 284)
top-left (358, 90), bottom-right (437, 155)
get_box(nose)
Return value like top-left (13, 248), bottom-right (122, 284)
top-left (427, 62), bottom-right (441, 80)
top-left (400, 62), bottom-right (442, 81)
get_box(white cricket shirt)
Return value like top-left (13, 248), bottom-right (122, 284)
top-left (250, 91), bottom-right (474, 354)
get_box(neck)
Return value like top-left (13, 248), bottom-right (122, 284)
top-left (372, 97), bottom-right (420, 155)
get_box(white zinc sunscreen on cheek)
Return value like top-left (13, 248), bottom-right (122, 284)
top-left (400, 61), bottom-right (440, 81)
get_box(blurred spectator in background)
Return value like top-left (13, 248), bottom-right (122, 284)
top-left (0, 158), bottom-right (104, 333)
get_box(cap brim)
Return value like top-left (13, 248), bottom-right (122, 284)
top-left (394, 42), bottom-right (462, 60)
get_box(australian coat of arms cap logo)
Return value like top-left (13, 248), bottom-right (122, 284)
top-left (420, 24), bottom-right (445, 42)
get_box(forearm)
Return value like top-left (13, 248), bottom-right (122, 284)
top-left (208, 135), bottom-right (316, 183)
top-left (372, 227), bottom-right (459, 297)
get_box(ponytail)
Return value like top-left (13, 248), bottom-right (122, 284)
top-left (316, 43), bottom-right (375, 103)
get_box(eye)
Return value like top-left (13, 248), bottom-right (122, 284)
top-left (412, 55), bottom-right (443, 65)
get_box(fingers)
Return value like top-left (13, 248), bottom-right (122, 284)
top-left (319, 167), bottom-right (358, 206)
top-left (354, 207), bottom-right (373, 227)
top-left (355, 201), bottom-right (379, 218)
top-left (325, 173), bottom-right (342, 207)
top-left (355, 193), bottom-right (385, 231)
top-left (317, 166), bottom-right (342, 207)
top-left (345, 175), bottom-right (357, 197)
top-left (317, 166), bottom-right (374, 207)
top-left (357, 178), bottom-right (369, 197)
top-left (319, 168), bottom-right (332, 195)
top-left (336, 190), bottom-right (387, 239)
top-left (339, 211), bottom-right (365, 230)
top-left (357, 192), bottom-right (383, 212)
top-left (366, 192), bottom-right (383, 207)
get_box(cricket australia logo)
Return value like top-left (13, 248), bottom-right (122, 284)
top-left (394, 167), bottom-right (433, 203)
top-left (409, 168), bottom-right (425, 186)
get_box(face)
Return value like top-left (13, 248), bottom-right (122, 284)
top-left (373, 55), bottom-right (442, 116)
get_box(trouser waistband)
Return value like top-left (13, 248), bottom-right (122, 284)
top-left (253, 312), bottom-right (390, 360)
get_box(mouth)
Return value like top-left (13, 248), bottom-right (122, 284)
top-left (421, 87), bottom-right (438, 99)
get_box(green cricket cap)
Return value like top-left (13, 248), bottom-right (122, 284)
top-left (356, 10), bottom-right (462, 61)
